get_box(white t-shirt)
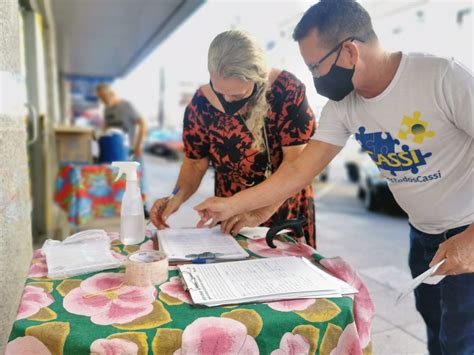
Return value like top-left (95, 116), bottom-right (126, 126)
top-left (314, 53), bottom-right (473, 234)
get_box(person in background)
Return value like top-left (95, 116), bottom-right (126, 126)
top-left (96, 84), bottom-right (147, 158)
top-left (96, 83), bottom-right (149, 217)
top-left (195, 1), bottom-right (474, 354)
top-left (150, 30), bottom-right (318, 247)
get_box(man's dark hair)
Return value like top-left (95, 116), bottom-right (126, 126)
top-left (293, 0), bottom-right (377, 48)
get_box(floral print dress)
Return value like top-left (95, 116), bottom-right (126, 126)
top-left (183, 71), bottom-right (317, 247)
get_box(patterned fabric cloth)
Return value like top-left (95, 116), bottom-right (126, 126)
top-left (8, 232), bottom-right (374, 355)
top-left (183, 71), bottom-right (317, 247)
top-left (54, 164), bottom-right (143, 227)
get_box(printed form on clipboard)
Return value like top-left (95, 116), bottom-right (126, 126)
top-left (154, 203), bottom-right (249, 262)
top-left (158, 227), bottom-right (249, 262)
top-left (178, 256), bottom-right (358, 307)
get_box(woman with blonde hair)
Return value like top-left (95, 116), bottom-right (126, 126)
top-left (150, 30), bottom-right (317, 247)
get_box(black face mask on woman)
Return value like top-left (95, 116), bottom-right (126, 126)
top-left (210, 81), bottom-right (258, 116)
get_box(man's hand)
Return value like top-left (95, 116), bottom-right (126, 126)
top-left (220, 208), bottom-right (273, 236)
top-left (150, 196), bottom-right (182, 229)
top-left (194, 196), bottom-right (239, 228)
top-left (430, 225), bottom-right (474, 276)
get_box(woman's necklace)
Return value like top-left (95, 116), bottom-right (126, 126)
top-left (237, 114), bottom-right (272, 183)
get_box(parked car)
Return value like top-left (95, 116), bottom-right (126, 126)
top-left (317, 166), bottom-right (329, 182)
top-left (145, 128), bottom-right (183, 160)
top-left (344, 138), bottom-right (404, 213)
top-left (355, 156), bottom-right (399, 211)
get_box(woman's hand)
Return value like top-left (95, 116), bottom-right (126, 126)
top-left (150, 196), bottom-right (182, 229)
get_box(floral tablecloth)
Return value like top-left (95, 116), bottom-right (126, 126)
top-left (8, 232), bottom-right (374, 355)
top-left (54, 164), bottom-right (144, 227)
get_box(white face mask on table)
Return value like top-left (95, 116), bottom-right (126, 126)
top-left (42, 229), bottom-right (123, 278)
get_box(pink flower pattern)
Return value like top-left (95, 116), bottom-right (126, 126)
top-left (5, 336), bottom-right (51, 355)
top-left (90, 338), bottom-right (138, 355)
top-left (266, 298), bottom-right (315, 312)
top-left (247, 238), bottom-right (315, 259)
top-left (145, 229), bottom-right (153, 238)
top-left (271, 333), bottom-right (310, 355)
top-left (139, 239), bottom-right (155, 251)
top-left (174, 317), bottom-right (258, 355)
top-left (28, 249), bottom-right (48, 278)
top-left (16, 285), bottom-right (54, 320)
top-left (320, 257), bottom-right (375, 348)
top-left (63, 272), bottom-right (156, 325)
top-left (330, 323), bottom-right (362, 355)
top-left (159, 276), bottom-right (192, 303)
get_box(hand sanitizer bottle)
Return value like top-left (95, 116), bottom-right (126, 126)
top-left (112, 161), bottom-right (145, 245)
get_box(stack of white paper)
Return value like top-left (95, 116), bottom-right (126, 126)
top-left (158, 227), bottom-right (249, 262)
top-left (178, 256), bottom-right (358, 307)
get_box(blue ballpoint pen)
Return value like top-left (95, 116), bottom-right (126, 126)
top-left (187, 252), bottom-right (225, 264)
top-left (167, 186), bottom-right (180, 200)
top-left (191, 258), bottom-right (214, 264)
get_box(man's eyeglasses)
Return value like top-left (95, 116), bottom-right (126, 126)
top-left (308, 36), bottom-right (365, 78)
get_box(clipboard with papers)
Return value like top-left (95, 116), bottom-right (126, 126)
top-left (158, 227), bottom-right (249, 262)
top-left (177, 256), bottom-right (358, 307)
top-left (153, 203), bottom-right (249, 262)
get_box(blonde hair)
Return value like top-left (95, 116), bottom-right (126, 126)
top-left (208, 30), bottom-right (270, 152)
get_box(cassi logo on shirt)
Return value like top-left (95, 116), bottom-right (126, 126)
top-left (355, 111), bottom-right (437, 177)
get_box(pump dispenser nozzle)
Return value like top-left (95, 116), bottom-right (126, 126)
top-left (112, 161), bottom-right (140, 182)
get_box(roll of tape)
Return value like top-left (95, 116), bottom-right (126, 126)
top-left (125, 251), bottom-right (169, 287)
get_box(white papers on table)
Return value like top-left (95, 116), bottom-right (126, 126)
top-left (396, 259), bottom-right (446, 304)
top-left (238, 227), bottom-right (291, 240)
top-left (158, 227), bottom-right (249, 262)
top-left (43, 229), bottom-right (123, 278)
top-left (178, 256), bottom-right (358, 307)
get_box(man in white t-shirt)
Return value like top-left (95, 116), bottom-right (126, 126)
top-left (195, 1), bottom-right (474, 354)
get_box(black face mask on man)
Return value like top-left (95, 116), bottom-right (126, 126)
top-left (310, 37), bottom-right (362, 102)
top-left (313, 64), bottom-right (355, 102)
top-left (210, 81), bottom-right (258, 116)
